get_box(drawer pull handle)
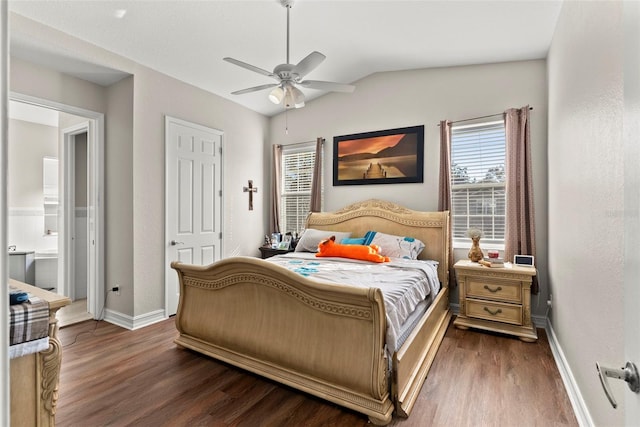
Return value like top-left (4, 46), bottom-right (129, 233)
top-left (484, 285), bottom-right (502, 293)
top-left (484, 307), bottom-right (502, 316)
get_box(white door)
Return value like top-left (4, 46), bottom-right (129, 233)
top-left (165, 116), bottom-right (223, 316)
top-left (624, 1), bottom-right (640, 422)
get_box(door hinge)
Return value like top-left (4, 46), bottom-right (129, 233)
top-left (219, 232), bottom-right (222, 240)
top-left (218, 190), bottom-right (222, 197)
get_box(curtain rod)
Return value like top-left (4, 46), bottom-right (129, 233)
top-left (437, 106), bottom-right (533, 126)
top-left (278, 138), bottom-right (323, 148)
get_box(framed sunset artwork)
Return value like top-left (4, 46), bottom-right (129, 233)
top-left (333, 125), bottom-right (424, 186)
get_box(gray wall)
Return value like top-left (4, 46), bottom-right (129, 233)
top-left (270, 59), bottom-right (549, 317)
top-left (10, 14), bottom-right (270, 319)
top-left (105, 75), bottom-right (134, 315)
top-left (547, 1), bottom-right (624, 425)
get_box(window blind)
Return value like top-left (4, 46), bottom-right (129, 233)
top-left (281, 143), bottom-right (316, 235)
top-left (450, 120), bottom-right (506, 245)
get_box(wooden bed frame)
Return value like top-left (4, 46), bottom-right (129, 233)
top-left (171, 199), bottom-right (451, 425)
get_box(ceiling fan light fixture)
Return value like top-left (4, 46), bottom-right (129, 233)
top-left (284, 85), bottom-right (305, 109)
top-left (268, 86), bottom-right (285, 104)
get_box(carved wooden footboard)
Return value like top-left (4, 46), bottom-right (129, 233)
top-left (172, 257), bottom-right (394, 424)
top-left (172, 200), bottom-right (450, 424)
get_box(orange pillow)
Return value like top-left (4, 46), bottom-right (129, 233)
top-left (316, 236), bottom-right (390, 263)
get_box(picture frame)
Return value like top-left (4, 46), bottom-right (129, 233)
top-left (333, 125), bottom-right (424, 186)
top-left (277, 240), bottom-right (291, 250)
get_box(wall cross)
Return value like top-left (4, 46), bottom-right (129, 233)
top-left (243, 180), bottom-right (258, 211)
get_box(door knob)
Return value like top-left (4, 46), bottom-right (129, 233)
top-left (596, 361), bottom-right (640, 408)
top-left (170, 240), bottom-right (184, 246)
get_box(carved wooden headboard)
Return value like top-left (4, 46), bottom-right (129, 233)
top-left (306, 199), bottom-right (450, 287)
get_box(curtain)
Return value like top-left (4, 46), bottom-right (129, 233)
top-left (270, 144), bottom-right (283, 233)
top-left (438, 121), bottom-right (452, 211)
top-left (310, 137), bottom-right (324, 212)
top-left (438, 120), bottom-right (455, 287)
top-left (504, 106), bottom-right (538, 294)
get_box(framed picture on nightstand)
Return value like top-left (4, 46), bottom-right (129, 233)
top-left (277, 240), bottom-right (290, 250)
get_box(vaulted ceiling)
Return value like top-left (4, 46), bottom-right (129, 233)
top-left (8, 0), bottom-right (563, 116)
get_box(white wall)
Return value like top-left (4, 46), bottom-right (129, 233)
top-left (7, 118), bottom-right (56, 208)
top-left (7, 118), bottom-right (58, 254)
top-left (547, 1), bottom-right (624, 425)
top-left (270, 60), bottom-right (549, 316)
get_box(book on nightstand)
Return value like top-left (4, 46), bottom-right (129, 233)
top-left (479, 257), bottom-right (505, 268)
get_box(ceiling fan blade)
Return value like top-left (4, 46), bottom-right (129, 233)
top-left (231, 83), bottom-right (279, 95)
top-left (292, 51), bottom-right (326, 79)
top-left (299, 80), bottom-right (355, 93)
top-left (223, 57), bottom-right (276, 78)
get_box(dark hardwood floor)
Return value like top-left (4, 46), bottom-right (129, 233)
top-left (56, 317), bottom-right (578, 427)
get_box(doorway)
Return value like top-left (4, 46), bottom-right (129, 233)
top-left (8, 93), bottom-right (104, 323)
top-left (58, 124), bottom-right (91, 325)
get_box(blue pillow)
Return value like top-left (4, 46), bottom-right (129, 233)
top-left (362, 231), bottom-right (377, 245)
top-left (340, 237), bottom-right (366, 245)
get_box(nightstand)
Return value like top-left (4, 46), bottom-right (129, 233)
top-left (453, 259), bottom-right (538, 342)
top-left (259, 246), bottom-right (293, 259)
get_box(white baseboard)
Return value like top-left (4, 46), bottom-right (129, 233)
top-left (103, 308), bottom-right (167, 330)
top-left (545, 320), bottom-right (594, 427)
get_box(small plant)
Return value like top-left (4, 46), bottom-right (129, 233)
top-left (465, 228), bottom-right (484, 240)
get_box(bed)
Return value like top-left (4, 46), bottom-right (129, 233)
top-left (171, 199), bottom-right (451, 425)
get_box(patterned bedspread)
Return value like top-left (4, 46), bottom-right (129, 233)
top-left (266, 252), bottom-right (440, 351)
top-left (9, 286), bottom-right (49, 346)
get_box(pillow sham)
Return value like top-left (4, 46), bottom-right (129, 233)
top-left (363, 231), bottom-right (425, 260)
top-left (295, 229), bottom-right (352, 253)
top-left (340, 237), bottom-right (366, 245)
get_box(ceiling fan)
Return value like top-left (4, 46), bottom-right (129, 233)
top-left (223, 0), bottom-right (355, 109)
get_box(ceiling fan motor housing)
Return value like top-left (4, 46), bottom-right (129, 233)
top-left (274, 63), bottom-right (299, 82)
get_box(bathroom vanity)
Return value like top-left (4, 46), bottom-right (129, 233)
top-left (9, 250), bottom-right (36, 285)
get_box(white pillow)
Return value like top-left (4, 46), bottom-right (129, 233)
top-left (366, 231), bottom-right (425, 260)
top-left (294, 229), bottom-right (352, 253)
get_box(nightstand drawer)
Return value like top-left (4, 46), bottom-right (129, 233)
top-left (466, 278), bottom-right (522, 303)
top-left (466, 299), bottom-right (522, 325)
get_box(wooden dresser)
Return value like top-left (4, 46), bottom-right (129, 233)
top-left (453, 260), bottom-right (538, 342)
top-left (10, 279), bottom-right (71, 426)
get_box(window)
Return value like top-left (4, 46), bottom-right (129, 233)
top-left (450, 120), bottom-right (506, 247)
top-left (280, 143), bottom-right (319, 235)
